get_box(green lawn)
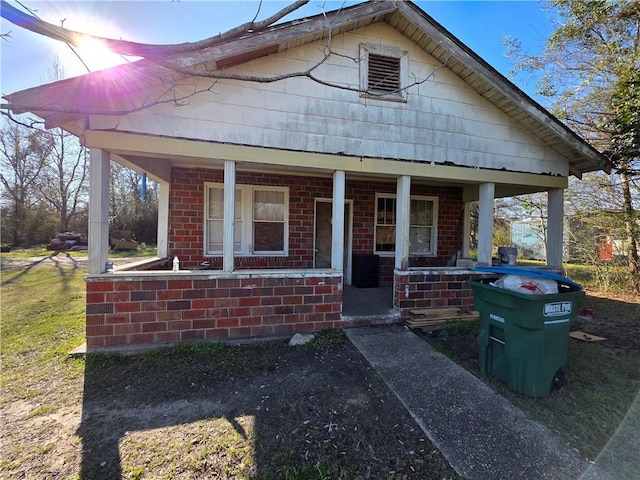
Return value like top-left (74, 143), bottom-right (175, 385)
top-left (1, 266), bottom-right (86, 403)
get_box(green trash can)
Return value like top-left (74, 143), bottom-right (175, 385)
top-left (468, 274), bottom-right (584, 398)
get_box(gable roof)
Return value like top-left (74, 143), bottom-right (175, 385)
top-left (3, 0), bottom-right (609, 177)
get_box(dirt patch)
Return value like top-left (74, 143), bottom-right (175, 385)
top-left (572, 289), bottom-right (640, 355)
top-left (1, 334), bottom-right (459, 479)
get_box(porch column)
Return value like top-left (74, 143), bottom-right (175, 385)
top-left (88, 148), bottom-right (110, 274)
top-left (223, 160), bottom-right (236, 273)
top-left (462, 202), bottom-right (471, 258)
top-left (477, 183), bottom-right (495, 266)
top-left (156, 180), bottom-right (169, 259)
top-left (395, 175), bottom-right (411, 270)
top-left (331, 170), bottom-right (345, 271)
top-left (547, 188), bottom-right (564, 267)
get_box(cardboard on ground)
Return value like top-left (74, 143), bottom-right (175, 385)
top-left (569, 331), bottom-right (606, 342)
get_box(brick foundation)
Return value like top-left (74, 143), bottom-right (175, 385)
top-left (85, 272), bottom-right (344, 349)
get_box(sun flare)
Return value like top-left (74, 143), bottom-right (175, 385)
top-left (75, 35), bottom-right (123, 72)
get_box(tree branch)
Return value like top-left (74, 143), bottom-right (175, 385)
top-left (1, 110), bottom-right (45, 129)
top-left (2, 82), bottom-right (220, 117)
top-left (0, 0), bottom-right (309, 58)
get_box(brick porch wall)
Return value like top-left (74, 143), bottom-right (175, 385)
top-left (85, 272), bottom-right (343, 349)
top-left (393, 270), bottom-right (487, 319)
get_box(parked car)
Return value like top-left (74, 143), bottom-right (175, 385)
top-left (46, 232), bottom-right (88, 251)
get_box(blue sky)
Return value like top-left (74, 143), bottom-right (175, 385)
top-left (1, 1), bottom-right (555, 101)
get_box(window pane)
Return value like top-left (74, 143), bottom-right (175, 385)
top-left (208, 220), bottom-right (223, 251)
top-left (234, 221), bottom-right (242, 251)
top-left (235, 189), bottom-right (242, 220)
top-left (377, 197), bottom-right (396, 225)
top-left (254, 222), bottom-right (284, 251)
top-left (410, 199), bottom-right (433, 226)
top-left (207, 220), bottom-right (241, 252)
top-left (376, 225), bottom-right (396, 251)
top-left (208, 188), bottom-right (223, 219)
top-left (254, 190), bottom-right (285, 221)
top-left (410, 226), bottom-right (432, 253)
top-left (208, 187), bottom-right (241, 220)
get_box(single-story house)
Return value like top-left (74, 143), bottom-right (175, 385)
top-left (3, 0), bottom-right (608, 351)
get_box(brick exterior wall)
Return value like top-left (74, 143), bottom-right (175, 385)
top-left (169, 167), bottom-right (464, 285)
top-left (85, 273), bottom-right (343, 349)
top-left (393, 270), bottom-right (487, 319)
top-left (84, 168), bottom-right (472, 350)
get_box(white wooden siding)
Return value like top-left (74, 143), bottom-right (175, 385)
top-left (89, 23), bottom-right (569, 176)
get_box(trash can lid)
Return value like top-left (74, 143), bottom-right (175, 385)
top-left (473, 266), bottom-right (582, 290)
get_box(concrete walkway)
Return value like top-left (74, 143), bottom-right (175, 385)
top-left (346, 326), bottom-right (617, 480)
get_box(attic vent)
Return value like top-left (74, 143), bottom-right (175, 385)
top-left (368, 54), bottom-right (401, 94)
top-left (360, 44), bottom-right (407, 102)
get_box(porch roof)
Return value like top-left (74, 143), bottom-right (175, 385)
top-left (87, 129), bottom-right (569, 200)
top-left (3, 0), bottom-right (609, 178)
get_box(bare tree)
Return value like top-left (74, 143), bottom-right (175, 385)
top-left (33, 58), bottom-right (89, 233)
top-left (0, 120), bottom-right (53, 245)
top-left (37, 126), bottom-right (88, 233)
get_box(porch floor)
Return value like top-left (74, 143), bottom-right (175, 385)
top-left (342, 285), bottom-right (394, 317)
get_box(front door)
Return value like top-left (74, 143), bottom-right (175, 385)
top-left (314, 200), bottom-right (352, 282)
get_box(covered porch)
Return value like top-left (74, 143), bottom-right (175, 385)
top-left (84, 138), bottom-right (568, 350)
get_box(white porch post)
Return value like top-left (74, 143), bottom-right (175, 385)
top-left (156, 180), bottom-right (169, 259)
top-left (88, 148), bottom-right (110, 274)
top-left (462, 201), bottom-right (471, 258)
top-left (395, 175), bottom-right (411, 270)
top-left (223, 160), bottom-right (236, 273)
top-left (547, 188), bottom-right (564, 268)
top-left (331, 170), bottom-right (346, 271)
top-left (477, 183), bottom-right (495, 266)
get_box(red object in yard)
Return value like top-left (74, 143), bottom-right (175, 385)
top-left (46, 232), bottom-right (88, 251)
top-left (582, 308), bottom-right (595, 318)
top-left (47, 237), bottom-right (68, 250)
top-left (598, 238), bottom-right (613, 261)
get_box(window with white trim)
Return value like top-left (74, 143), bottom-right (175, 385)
top-left (204, 183), bottom-right (288, 256)
top-left (360, 43), bottom-right (408, 101)
top-left (375, 194), bottom-right (438, 255)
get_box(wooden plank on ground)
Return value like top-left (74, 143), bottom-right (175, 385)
top-left (409, 307), bottom-right (460, 317)
top-left (406, 311), bottom-right (479, 328)
top-left (570, 331), bottom-right (606, 342)
top-left (410, 316), bottom-right (480, 333)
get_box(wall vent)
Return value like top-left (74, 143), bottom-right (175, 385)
top-left (368, 54), bottom-right (401, 94)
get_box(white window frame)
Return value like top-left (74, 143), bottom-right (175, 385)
top-left (374, 193), bottom-right (438, 256)
top-left (204, 183), bottom-right (289, 256)
top-left (360, 43), bottom-right (409, 102)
